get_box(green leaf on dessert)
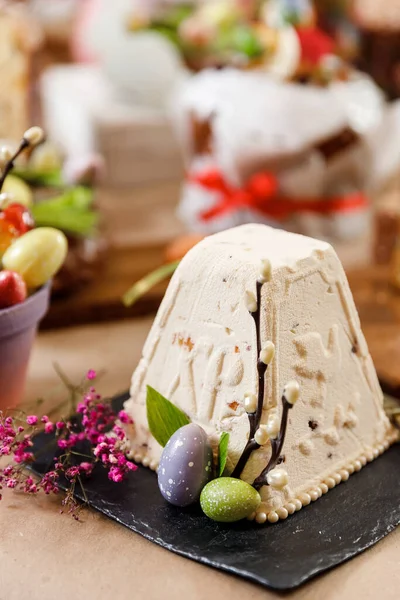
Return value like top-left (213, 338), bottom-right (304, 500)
top-left (146, 385), bottom-right (190, 448)
top-left (218, 432), bottom-right (230, 477)
top-left (122, 261), bottom-right (180, 307)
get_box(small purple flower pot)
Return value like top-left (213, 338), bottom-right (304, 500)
top-left (0, 284), bottom-right (50, 411)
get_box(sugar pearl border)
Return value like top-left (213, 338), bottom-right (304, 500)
top-left (127, 450), bottom-right (159, 472)
top-left (250, 430), bottom-right (398, 524)
top-left (127, 429), bottom-right (398, 523)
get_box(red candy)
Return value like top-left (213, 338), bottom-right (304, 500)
top-left (0, 217), bottom-right (17, 256)
top-left (0, 270), bottom-right (27, 309)
top-left (3, 203), bottom-right (35, 234)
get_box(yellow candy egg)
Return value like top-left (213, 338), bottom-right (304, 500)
top-left (3, 174), bottom-right (33, 208)
top-left (2, 227), bottom-right (68, 288)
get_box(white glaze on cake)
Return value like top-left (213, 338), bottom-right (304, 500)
top-left (124, 224), bottom-right (397, 522)
top-left (173, 69), bottom-right (350, 186)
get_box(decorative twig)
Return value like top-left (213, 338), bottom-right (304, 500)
top-left (231, 261), bottom-right (273, 478)
top-left (0, 127), bottom-right (44, 195)
top-left (231, 281), bottom-right (265, 477)
top-left (231, 260), bottom-right (300, 490)
top-left (252, 383), bottom-right (299, 490)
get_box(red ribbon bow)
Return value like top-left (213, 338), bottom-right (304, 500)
top-left (188, 168), bottom-right (369, 223)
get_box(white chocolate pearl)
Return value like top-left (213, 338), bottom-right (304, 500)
top-left (283, 380), bottom-right (300, 405)
top-left (267, 467), bottom-right (289, 489)
top-left (150, 460), bottom-right (158, 471)
top-left (244, 392), bottom-right (257, 413)
top-left (309, 489), bottom-right (319, 502)
top-left (360, 455), bottom-right (368, 466)
top-left (258, 258), bottom-right (272, 283)
top-left (325, 477), bottom-right (336, 489)
top-left (268, 511), bottom-right (279, 523)
top-left (353, 460), bottom-right (362, 471)
top-left (266, 413), bottom-right (280, 439)
top-left (347, 464), bottom-right (355, 475)
top-left (339, 469), bottom-right (349, 481)
top-left (142, 456), bottom-right (150, 468)
top-left (286, 502), bottom-right (296, 514)
top-left (299, 493), bottom-right (311, 506)
top-left (260, 341), bottom-right (275, 365)
top-left (276, 507), bottom-right (289, 520)
top-left (244, 290), bottom-right (257, 313)
top-left (133, 453), bottom-right (143, 463)
top-left (320, 483), bottom-right (329, 494)
top-left (365, 450), bottom-right (374, 462)
top-left (333, 472), bottom-right (342, 485)
top-left (293, 499), bottom-right (302, 511)
top-left (255, 425), bottom-right (270, 446)
top-left (255, 511), bottom-right (267, 524)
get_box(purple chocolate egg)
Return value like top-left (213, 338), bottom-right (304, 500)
top-left (158, 423), bottom-right (213, 507)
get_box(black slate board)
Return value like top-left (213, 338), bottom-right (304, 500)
top-left (30, 392), bottom-right (400, 592)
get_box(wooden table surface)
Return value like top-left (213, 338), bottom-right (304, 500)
top-left (1, 318), bottom-right (399, 600)
top-left (42, 182), bottom-right (184, 328)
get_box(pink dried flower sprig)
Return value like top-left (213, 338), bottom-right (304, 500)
top-left (0, 370), bottom-right (136, 519)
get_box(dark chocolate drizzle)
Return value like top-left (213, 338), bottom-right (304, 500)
top-left (231, 278), bottom-right (293, 486)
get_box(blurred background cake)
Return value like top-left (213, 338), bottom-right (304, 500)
top-left (0, 0), bottom-right (399, 324)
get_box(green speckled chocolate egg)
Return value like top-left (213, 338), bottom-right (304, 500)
top-left (200, 477), bottom-right (261, 523)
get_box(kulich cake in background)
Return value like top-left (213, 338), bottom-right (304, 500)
top-left (124, 224), bottom-right (397, 524)
top-left (0, 2), bottom-right (42, 140)
top-left (127, 0), bottom-right (400, 265)
top-left (173, 68), bottom-right (400, 250)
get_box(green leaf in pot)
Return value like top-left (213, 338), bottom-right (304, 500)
top-left (12, 166), bottom-right (64, 188)
top-left (31, 187), bottom-right (99, 237)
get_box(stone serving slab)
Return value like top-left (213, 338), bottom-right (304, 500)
top-left (30, 392), bottom-right (400, 592)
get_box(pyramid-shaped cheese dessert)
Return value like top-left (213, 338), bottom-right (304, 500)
top-left (124, 224), bottom-right (396, 523)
